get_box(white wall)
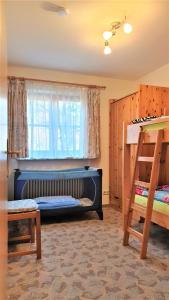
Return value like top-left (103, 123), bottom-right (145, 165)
top-left (7, 63), bottom-right (169, 203)
top-left (137, 63), bottom-right (169, 87)
top-left (8, 65), bottom-right (137, 203)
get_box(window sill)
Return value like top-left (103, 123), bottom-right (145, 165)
top-left (16, 157), bottom-right (94, 161)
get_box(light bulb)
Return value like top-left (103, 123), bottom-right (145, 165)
top-left (104, 45), bottom-right (112, 55)
top-left (58, 8), bottom-right (70, 16)
top-left (103, 31), bottom-right (112, 40)
top-left (123, 23), bottom-right (132, 34)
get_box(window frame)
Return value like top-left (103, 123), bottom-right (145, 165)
top-left (26, 88), bottom-right (87, 160)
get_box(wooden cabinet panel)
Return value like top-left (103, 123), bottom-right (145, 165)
top-left (139, 85), bottom-right (169, 117)
top-left (139, 85), bottom-right (169, 183)
top-left (109, 92), bottom-right (139, 208)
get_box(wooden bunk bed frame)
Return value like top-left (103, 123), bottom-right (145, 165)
top-left (122, 117), bottom-right (169, 231)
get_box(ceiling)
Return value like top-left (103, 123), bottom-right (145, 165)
top-left (6, 0), bottom-right (169, 80)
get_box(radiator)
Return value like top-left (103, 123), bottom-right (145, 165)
top-left (22, 179), bottom-right (84, 199)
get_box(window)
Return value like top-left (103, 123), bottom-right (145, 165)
top-left (27, 82), bottom-right (88, 159)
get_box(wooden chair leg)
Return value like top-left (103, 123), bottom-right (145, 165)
top-left (36, 210), bottom-right (41, 260)
top-left (8, 211), bottom-right (40, 259)
top-left (29, 219), bottom-right (35, 243)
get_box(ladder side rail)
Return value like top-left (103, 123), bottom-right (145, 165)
top-left (122, 122), bottom-right (131, 230)
top-left (140, 129), bottom-right (163, 258)
top-left (123, 130), bottom-right (144, 246)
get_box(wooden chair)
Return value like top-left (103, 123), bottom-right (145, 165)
top-left (8, 200), bottom-right (41, 259)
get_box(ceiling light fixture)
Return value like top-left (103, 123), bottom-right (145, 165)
top-left (103, 17), bottom-right (133, 55)
top-left (103, 31), bottom-right (112, 41)
top-left (104, 41), bottom-right (112, 55)
top-left (42, 2), bottom-right (70, 16)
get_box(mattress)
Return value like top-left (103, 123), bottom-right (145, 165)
top-left (135, 195), bottom-right (169, 216)
top-left (8, 199), bottom-right (38, 213)
top-left (34, 195), bottom-right (93, 210)
top-left (135, 185), bottom-right (169, 216)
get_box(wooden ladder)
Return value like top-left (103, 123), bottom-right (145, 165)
top-left (123, 128), bottom-right (164, 259)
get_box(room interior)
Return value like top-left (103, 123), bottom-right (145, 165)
top-left (0, 0), bottom-right (169, 299)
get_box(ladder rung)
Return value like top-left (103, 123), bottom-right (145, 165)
top-left (135, 180), bottom-right (150, 189)
top-left (138, 156), bottom-right (154, 162)
top-left (127, 227), bottom-right (143, 241)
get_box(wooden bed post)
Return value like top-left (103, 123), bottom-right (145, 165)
top-left (122, 122), bottom-right (131, 229)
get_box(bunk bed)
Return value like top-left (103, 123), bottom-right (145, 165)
top-left (122, 117), bottom-right (169, 256)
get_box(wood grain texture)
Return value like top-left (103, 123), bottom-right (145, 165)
top-left (133, 206), bottom-right (169, 230)
top-left (140, 130), bottom-right (163, 258)
top-left (109, 92), bottom-right (139, 208)
top-left (123, 126), bottom-right (168, 258)
top-left (0, 1), bottom-right (7, 299)
top-left (8, 210), bottom-right (41, 260)
top-left (139, 85), bottom-right (169, 117)
top-left (123, 131), bottom-right (145, 246)
top-left (110, 85), bottom-right (169, 209)
top-left (122, 122), bottom-right (131, 229)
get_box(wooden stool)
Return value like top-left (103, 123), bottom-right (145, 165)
top-left (8, 200), bottom-right (41, 259)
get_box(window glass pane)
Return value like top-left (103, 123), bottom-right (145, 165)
top-left (33, 127), bottom-right (49, 151)
top-left (26, 83), bottom-right (88, 159)
top-left (27, 100), bottom-right (50, 126)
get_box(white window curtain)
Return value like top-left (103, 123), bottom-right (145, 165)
top-left (26, 81), bottom-right (88, 159)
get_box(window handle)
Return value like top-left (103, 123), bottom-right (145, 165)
top-left (4, 150), bottom-right (20, 156)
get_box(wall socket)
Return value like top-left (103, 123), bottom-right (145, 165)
top-left (103, 191), bottom-right (110, 195)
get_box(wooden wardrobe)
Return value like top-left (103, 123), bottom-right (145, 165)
top-left (109, 84), bottom-right (169, 209)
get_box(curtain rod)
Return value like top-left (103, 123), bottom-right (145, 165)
top-left (8, 76), bottom-right (106, 90)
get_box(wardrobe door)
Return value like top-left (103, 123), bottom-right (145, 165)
top-left (109, 96), bottom-right (131, 208)
top-left (109, 93), bottom-right (139, 209)
top-left (110, 99), bottom-right (128, 208)
top-left (109, 101), bottom-right (119, 207)
top-left (117, 97), bottom-right (131, 208)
